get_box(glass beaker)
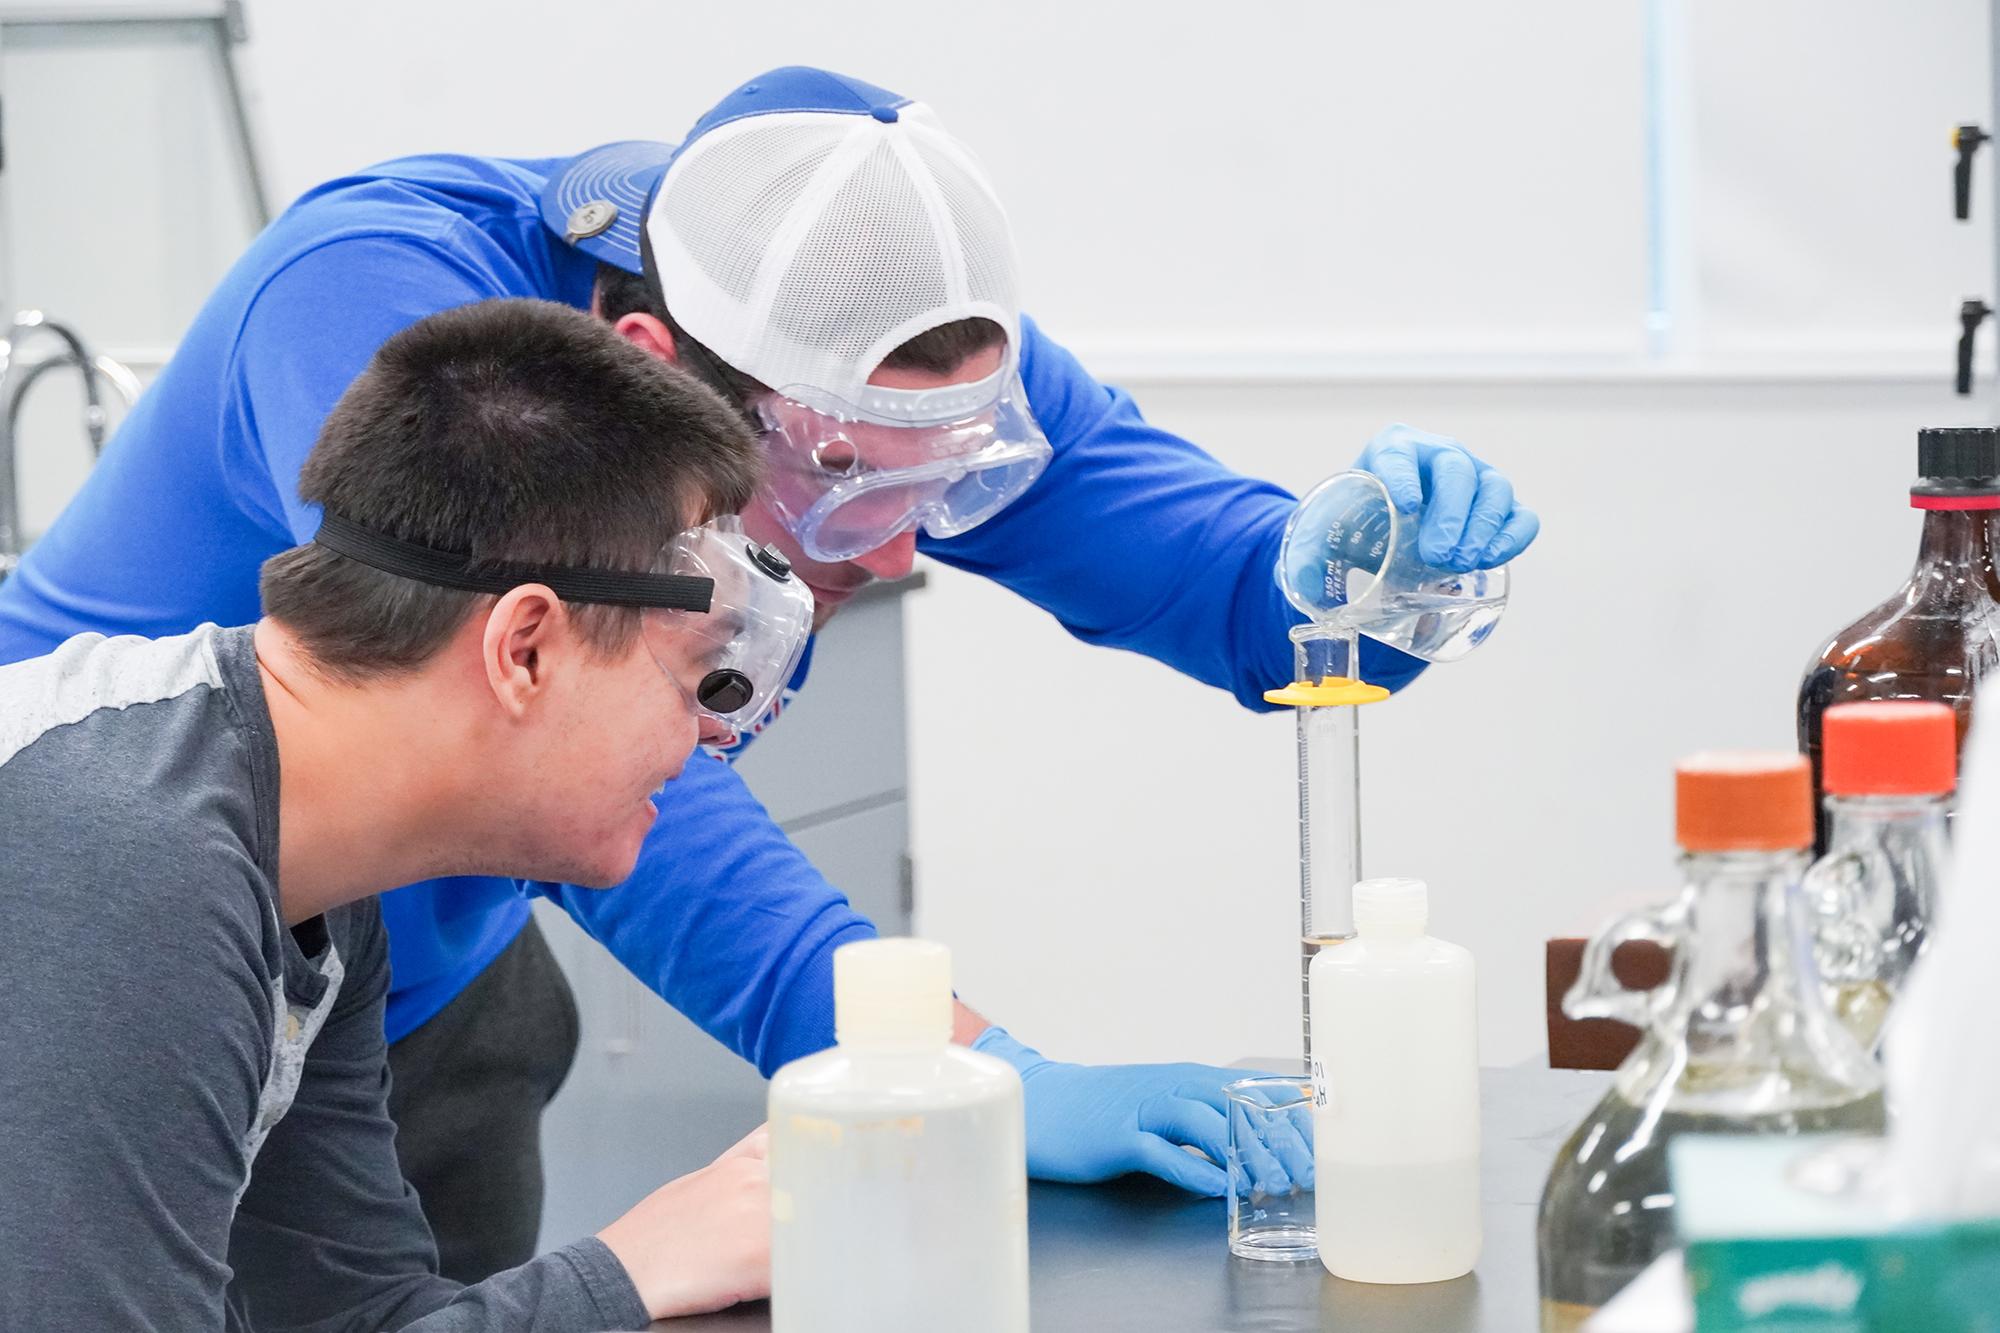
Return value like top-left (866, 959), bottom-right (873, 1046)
top-left (1224, 1076), bottom-right (1318, 1262)
top-left (1535, 753), bottom-right (1886, 1332)
top-left (1275, 469), bottom-right (1509, 663)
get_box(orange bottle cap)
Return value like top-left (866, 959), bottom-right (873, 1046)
top-left (1675, 751), bottom-right (1812, 852)
top-left (1821, 701), bottom-right (1957, 796)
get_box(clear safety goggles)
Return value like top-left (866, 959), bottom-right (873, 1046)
top-left (641, 518), bottom-right (814, 742)
top-left (751, 368), bottom-right (1053, 564)
top-left (312, 510), bottom-right (811, 745)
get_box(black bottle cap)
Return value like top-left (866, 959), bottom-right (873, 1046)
top-left (1914, 426), bottom-right (2000, 498)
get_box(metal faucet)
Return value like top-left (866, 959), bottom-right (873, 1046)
top-left (0, 311), bottom-right (140, 581)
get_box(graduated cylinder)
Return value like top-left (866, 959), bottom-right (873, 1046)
top-left (1278, 627), bottom-right (1380, 1063)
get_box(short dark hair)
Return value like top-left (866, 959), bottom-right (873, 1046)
top-left (593, 262), bottom-right (1007, 406)
top-left (260, 298), bottom-right (761, 679)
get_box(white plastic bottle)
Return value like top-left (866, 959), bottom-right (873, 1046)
top-left (1309, 876), bottom-right (1480, 1283)
top-left (768, 939), bottom-right (1028, 1333)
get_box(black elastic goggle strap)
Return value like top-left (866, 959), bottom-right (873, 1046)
top-left (313, 512), bottom-right (714, 612)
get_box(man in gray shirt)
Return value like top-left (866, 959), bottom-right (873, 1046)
top-left (0, 298), bottom-right (811, 1329)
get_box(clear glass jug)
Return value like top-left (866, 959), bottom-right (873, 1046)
top-left (1536, 755), bottom-right (1886, 1332)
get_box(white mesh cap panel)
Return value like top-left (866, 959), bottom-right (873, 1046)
top-left (648, 103), bottom-right (1020, 403)
top-left (766, 140), bottom-right (953, 374)
top-left (920, 133), bottom-right (1018, 321)
top-left (659, 119), bottom-right (852, 306)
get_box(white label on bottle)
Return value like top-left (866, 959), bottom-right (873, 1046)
top-left (1310, 1058), bottom-right (1329, 1110)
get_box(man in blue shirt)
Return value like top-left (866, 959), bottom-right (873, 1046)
top-left (0, 67), bottom-right (1538, 1280)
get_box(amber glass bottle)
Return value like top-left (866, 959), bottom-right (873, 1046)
top-left (1798, 427), bottom-right (2000, 853)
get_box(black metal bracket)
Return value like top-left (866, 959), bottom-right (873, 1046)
top-left (1959, 299), bottom-right (1992, 394)
top-left (1958, 124), bottom-right (1991, 220)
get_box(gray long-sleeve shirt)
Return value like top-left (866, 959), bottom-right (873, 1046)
top-left (0, 623), bottom-right (650, 1332)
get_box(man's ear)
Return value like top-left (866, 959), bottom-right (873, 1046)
top-left (611, 311), bottom-right (678, 364)
top-left (482, 585), bottom-right (566, 718)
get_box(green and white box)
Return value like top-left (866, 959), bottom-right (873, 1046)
top-left (1670, 1135), bottom-right (2000, 1331)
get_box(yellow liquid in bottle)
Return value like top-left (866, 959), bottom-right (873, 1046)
top-left (1831, 978), bottom-right (1892, 1051)
top-left (1539, 1298), bottom-right (1597, 1333)
top-left (1537, 1087), bottom-right (1885, 1323)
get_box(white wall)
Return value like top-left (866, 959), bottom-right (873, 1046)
top-left (1680, 0), bottom-right (1992, 367)
top-left (4, 1), bottom-right (1992, 1066)
top-left (237, 0), bottom-right (1655, 367)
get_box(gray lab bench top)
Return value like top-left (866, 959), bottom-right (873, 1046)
top-left (656, 1064), bottom-right (1610, 1332)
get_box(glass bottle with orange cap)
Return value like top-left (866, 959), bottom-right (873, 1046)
top-left (1798, 426), bottom-right (2000, 854)
top-left (1804, 700), bottom-right (1956, 1053)
top-left (1535, 752), bottom-right (1886, 1332)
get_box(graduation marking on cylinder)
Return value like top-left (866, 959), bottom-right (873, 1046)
top-left (1266, 626), bottom-right (1387, 1065)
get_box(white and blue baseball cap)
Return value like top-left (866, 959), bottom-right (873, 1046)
top-left (541, 138), bottom-right (677, 274)
top-left (540, 66), bottom-right (1021, 408)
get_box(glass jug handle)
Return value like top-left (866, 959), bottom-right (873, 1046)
top-left (1802, 850), bottom-right (1883, 985)
top-left (1563, 897), bottom-right (1687, 1028)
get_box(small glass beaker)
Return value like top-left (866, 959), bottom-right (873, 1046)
top-left (1225, 1076), bottom-right (1318, 1262)
top-left (1275, 469), bottom-right (1509, 663)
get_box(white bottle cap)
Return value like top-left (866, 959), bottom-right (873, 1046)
top-left (1354, 877), bottom-right (1428, 930)
top-left (834, 938), bottom-right (954, 1047)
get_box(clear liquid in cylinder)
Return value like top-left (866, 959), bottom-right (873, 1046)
top-left (1300, 936), bottom-right (1345, 1060)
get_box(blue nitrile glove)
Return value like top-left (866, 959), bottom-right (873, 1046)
top-left (1354, 423), bottom-right (1540, 572)
top-left (973, 1027), bottom-right (1308, 1197)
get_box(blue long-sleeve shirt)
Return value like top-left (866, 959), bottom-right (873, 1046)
top-left (0, 150), bottom-right (1424, 1072)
